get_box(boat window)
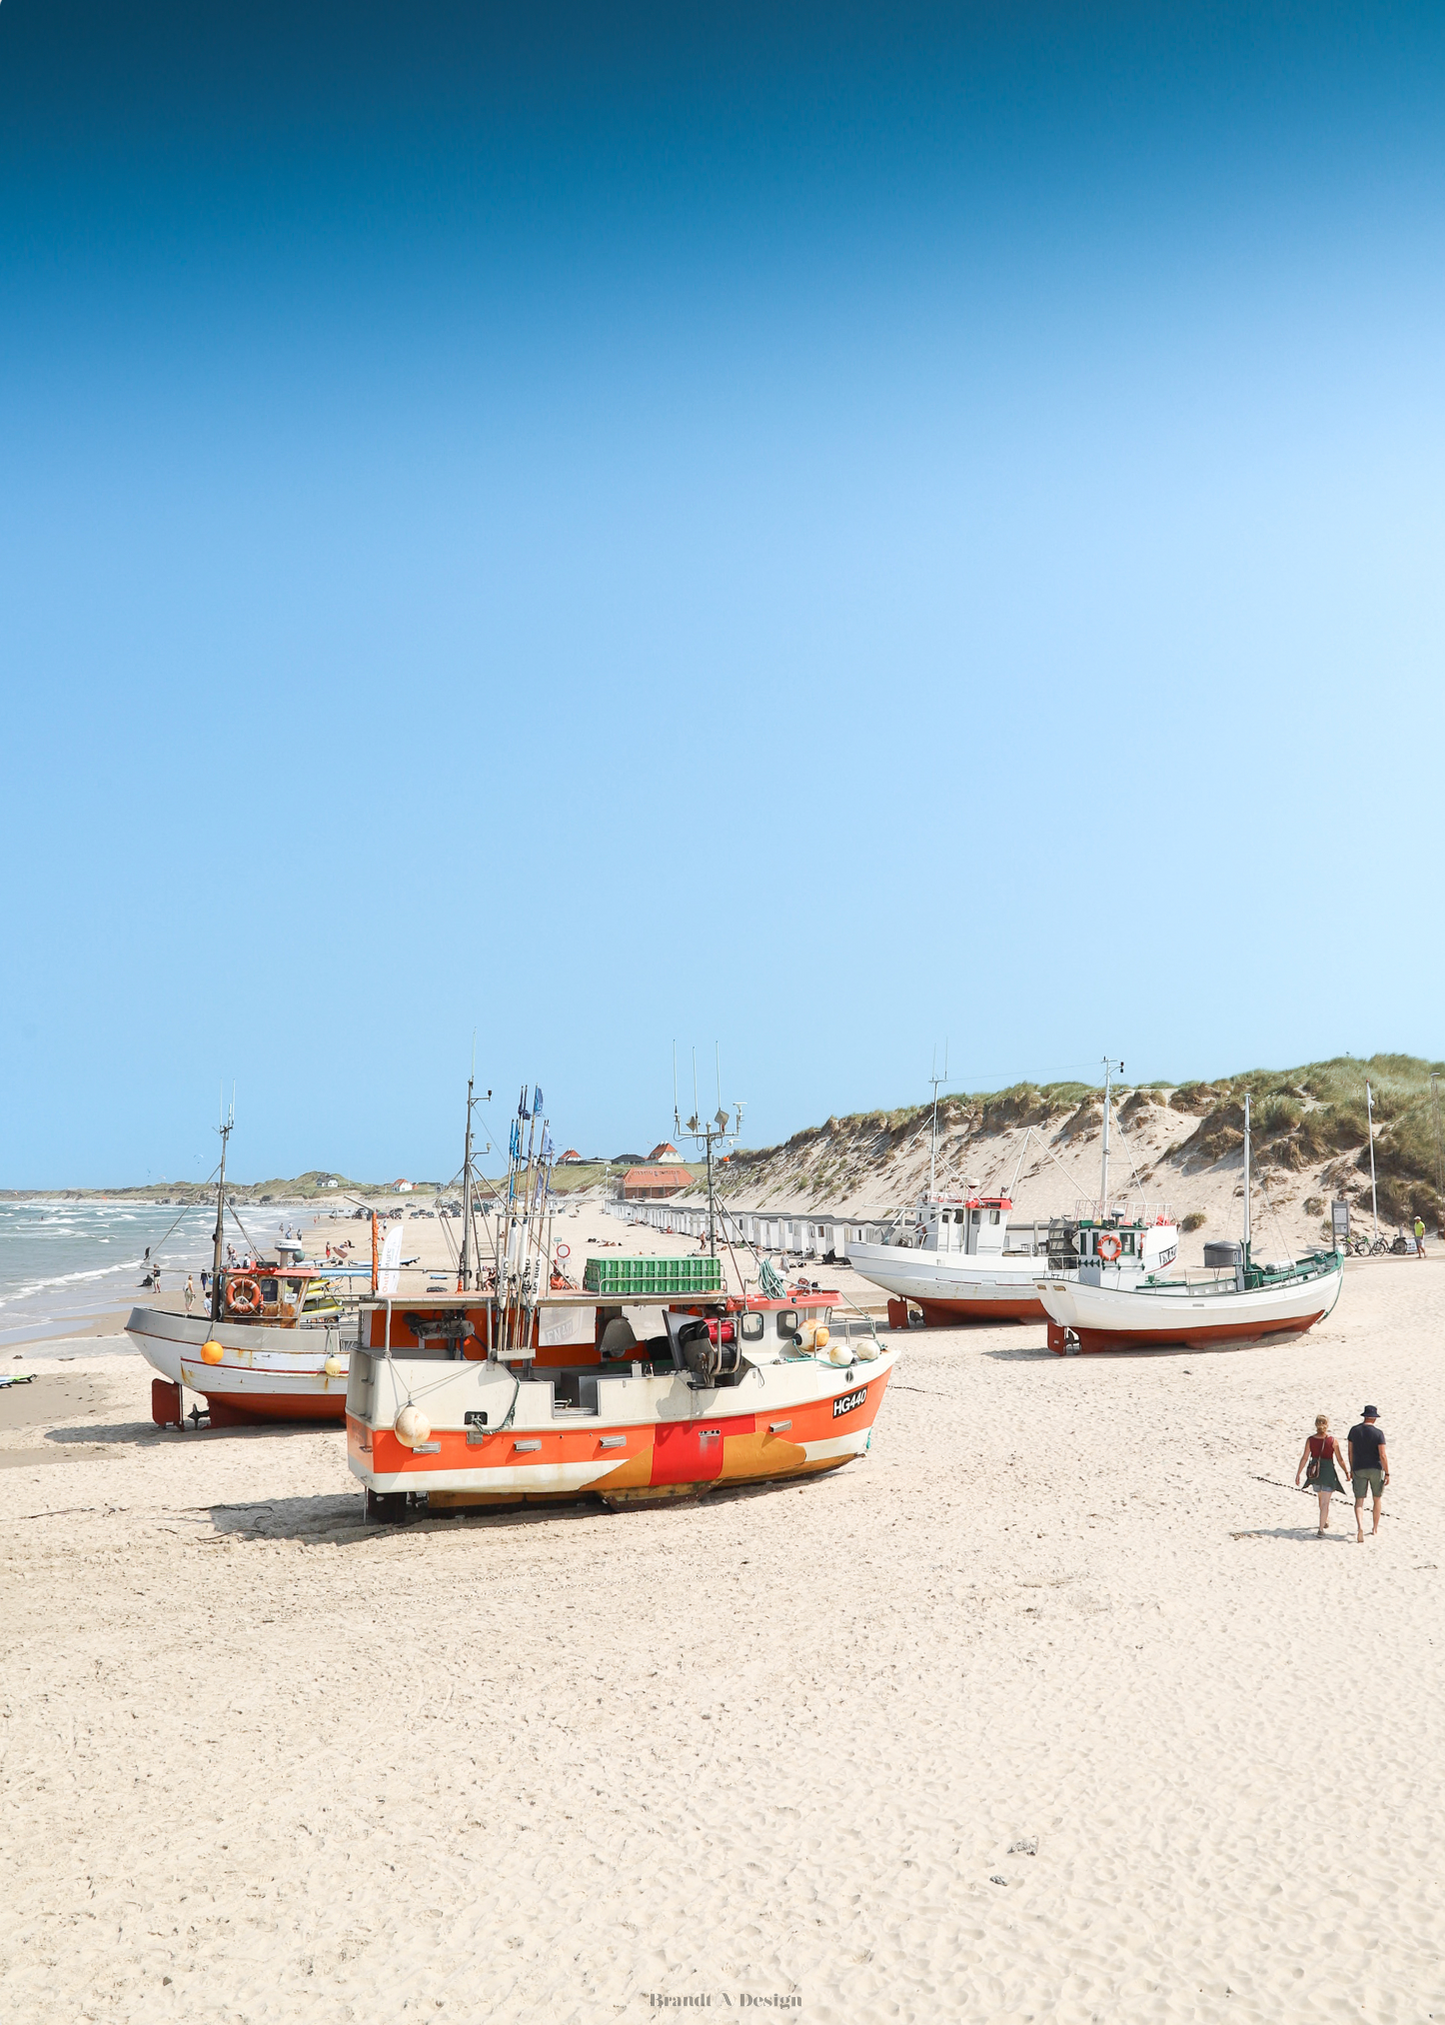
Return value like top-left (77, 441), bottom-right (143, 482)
top-left (740, 1312), bottom-right (764, 1342)
top-left (284, 1277), bottom-right (303, 1295)
top-left (777, 1309), bottom-right (798, 1335)
top-left (971, 1210), bottom-right (981, 1223)
top-left (260, 1279), bottom-right (278, 1303)
top-left (989, 1210), bottom-right (1000, 1225)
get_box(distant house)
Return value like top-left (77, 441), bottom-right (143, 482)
top-left (648, 1142), bottom-right (684, 1164)
top-left (394, 1178), bottom-right (414, 1193)
top-left (622, 1166), bottom-right (690, 1201)
top-left (322, 1177), bottom-right (340, 1189)
top-left (559, 1149), bottom-right (582, 1164)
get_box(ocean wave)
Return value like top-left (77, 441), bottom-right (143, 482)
top-left (0, 1258), bottom-right (148, 1308)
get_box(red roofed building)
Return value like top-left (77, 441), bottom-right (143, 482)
top-left (622, 1165), bottom-right (690, 1200)
top-left (647, 1142), bottom-right (684, 1164)
top-left (559, 1149), bottom-right (582, 1164)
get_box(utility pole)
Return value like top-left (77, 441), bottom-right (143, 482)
top-left (1366, 1079), bottom-right (1380, 1244)
top-left (1432, 1072), bottom-right (1443, 1235)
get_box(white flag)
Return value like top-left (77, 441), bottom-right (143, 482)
top-left (378, 1223), bottom-right (404, 1295)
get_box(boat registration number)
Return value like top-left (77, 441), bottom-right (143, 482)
top-left (833, 1386), bottom-right (867, 1418)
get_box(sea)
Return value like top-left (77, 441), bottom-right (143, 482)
top-left (0, 1199), bottom-right (299, 1349)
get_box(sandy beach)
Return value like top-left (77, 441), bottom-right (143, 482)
top-left (2, 1241), bottom-right (1442, 2024)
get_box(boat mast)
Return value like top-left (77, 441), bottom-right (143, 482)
top-left (458, 1052), bottom-right (477, 1293)
top-left (209, 1089), bottom-right (233, 1323)
top-left (1242, 1091), bottom-right (1252, 1262)
top-left (1099, 1058), bottom-right (1122, 1217)
top-left (1366, 1078), bottom-right (1379, 1243)
top-left (927, 1043), bottom-right (948, 1198)
top-left (1432, 1072), bottom-right (1443, 1229)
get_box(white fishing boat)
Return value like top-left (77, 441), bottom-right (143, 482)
top-left (127, 1107), bottom-right (364, 1427)
top-left (849, 1060), bottom-right (1178, 1323)
top-left (1037, 1093), bottom-right (1344, 1354)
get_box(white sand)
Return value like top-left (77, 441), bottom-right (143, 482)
top-left (2, 1253), bottom-right (1442, 2022)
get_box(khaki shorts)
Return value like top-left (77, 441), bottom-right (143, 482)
top-left (1353, 1468), bottom-right (1385, 1500)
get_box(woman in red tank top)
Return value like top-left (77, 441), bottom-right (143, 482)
top-left (1296, 1413), bottom-right (1346, 1535)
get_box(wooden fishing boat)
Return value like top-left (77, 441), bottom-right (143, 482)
top-left (1038, 1093), bottom-right (1345, 1354)
top-left (346, 1281), bottom-right (896, 1518)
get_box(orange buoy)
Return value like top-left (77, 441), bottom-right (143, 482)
top-left (200, 1340), bottom-right (225, 1365)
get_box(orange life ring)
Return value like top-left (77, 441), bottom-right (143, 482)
top-left (1096, 1232), bottom-right (1122, 1262)
top-left (227, 1276), bottom-right (262, 1315)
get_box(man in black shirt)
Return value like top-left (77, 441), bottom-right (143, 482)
top-left (1348, 1406), bottom-right (1390, 1542)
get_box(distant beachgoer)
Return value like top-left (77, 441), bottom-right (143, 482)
top-left (1414, 1216), bottom-right (1426, 1258)
top-left (1295, 1414), bottom-right (1347, 1536)
top-left (152, 1265), bottom-right (162, 1292)
top-left (184, 1275), bottom-right (195, 1314)
top-left (200, 1270), bottom-right (210, 1301)
top-left (1348, 1407), bottom-right (1390, 1542)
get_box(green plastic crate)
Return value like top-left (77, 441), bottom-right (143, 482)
top-left (583, 1256), bottom-right (722, 1295)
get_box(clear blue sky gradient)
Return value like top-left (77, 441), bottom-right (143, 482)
top-left (3, 3), bottom-right (1443, 1183)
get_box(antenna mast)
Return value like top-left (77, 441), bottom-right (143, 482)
top-left (209, 1086), bottom-right (234, 1322)
top-left (927, 1043), bottom-right (949, 1198)
top-left (675, 1042), bottom-right (742, 1269)
top-left (1099, 1058), bottom-right (1123, 1217)
top-left (458, 1038), bottom-right (477, 1292)
top-left (1242, 1090), bottom-right (1252, 1261)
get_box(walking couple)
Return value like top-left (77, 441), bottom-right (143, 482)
top-left (1296, 1408), bottom-right (1390, 1541)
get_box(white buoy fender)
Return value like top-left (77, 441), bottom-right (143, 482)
top-left (828, 1340), bottom-right (852, 1365)
top-left (855, 1337), bottom-right (880, 1361)
top-left (395, 1405), bottom-right (430, 1447)
top-left (323, 1355), bottom-right (344, 1378)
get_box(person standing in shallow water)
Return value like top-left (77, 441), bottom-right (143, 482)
top-left (1296, 1414), bottom-right (1348, 1536)
top-left (1349, 1407), bottom-right (1390, 1542)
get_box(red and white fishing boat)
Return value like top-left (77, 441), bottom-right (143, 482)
top-left (127, 1258), bottom-right (354, 1426)
top-left (126, 1111), bottom-right (365, 1426)
top-left (1038, 1093), bottom-right (1345, 1354)
top-left (849, 1062), bottom-right (1178, 1323)
top-left (346, 1281), bottom-right (896, 1517)
top-left (848, 1190), bottom-right (1179, 1323)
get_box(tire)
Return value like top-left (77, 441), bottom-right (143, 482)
top-left (1369, 1239), bottom-right (1389, 1257)
top-left (1391, 1237), bottom-right (1409, 1256)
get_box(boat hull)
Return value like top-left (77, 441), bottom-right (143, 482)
top-left (347, 1348), bottom-right (896, 1506)
top-left (847, 1241), bottom-right (1048, 1324)
top-left (125, 1307), bottom-right (353, 1426)
top-left (1037, 1261), bottom-right (1344, 1355)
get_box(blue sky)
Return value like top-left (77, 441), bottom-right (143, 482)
top-left (3, 3), bottom-right (1443, 1184)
